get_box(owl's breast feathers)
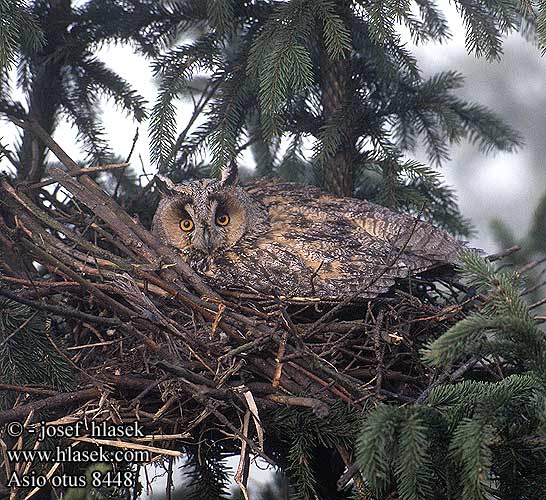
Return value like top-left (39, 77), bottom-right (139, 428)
top-left (205, 179), bottom-right (465, 301)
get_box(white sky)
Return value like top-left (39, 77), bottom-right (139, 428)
top-left (406, 5), bottom-right (546, 252)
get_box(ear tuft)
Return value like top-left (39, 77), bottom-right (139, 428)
top-left (155, 175), bottom-right (177, 195)
top-left (220, 161), bottom-right (239, 186)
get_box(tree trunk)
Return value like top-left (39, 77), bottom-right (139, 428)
top-left (17, 0), bottom-right (71, 184)
top-left (320, 6), bottom-right (353, 198)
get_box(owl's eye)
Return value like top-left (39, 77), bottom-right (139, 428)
top-left (180, 218), bottom-right (194, 232)
top-left (216, 213), bottom-right (230, 226)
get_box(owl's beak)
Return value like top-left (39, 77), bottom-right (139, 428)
top-left (202, 227), bottom-right (213, 254)
top-left (192, 226), bottom-right (214, 255)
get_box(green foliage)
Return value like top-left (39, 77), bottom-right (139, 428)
top-left (487, 5), bottom-right (546, 296)
top-left (538, 1), bottom-right (546, 52)
top-left (396, 411), bottom-right (434, 500)
top-left (357, 375), bottom-right (546, 499)
top-left (0, 0), bottom-right (149, 178)
top-left (246, 0), bottom-right (349, 136)
top-left (150, 35), bottom-right (220, 171)
top-left (0, 0), bottom-right (43, 73)
top-left (357, 252), bottom-right (546, 499)
top-left (423, 249), bottom-right (546, 373)
top-left (147, 451), bottom-right (231, 500)
top-left (357, 406), bottom-right (433, 500)
top-left (449, 417), bottom-right (494, 500)
top-left (181, 444), bottom-right (232, 500)
top-left (490, 188), bottom-right (546, 304)
top-left (146, 0), bottom-right (527, 235)
top-left (208, 0), bottom-right (235, 35)
top-left (0, 297), bottom-right (73, 409)
top-left (455, 1), bottom-right (520, 60)
top-left (265, 402), bottom-right (360, 500)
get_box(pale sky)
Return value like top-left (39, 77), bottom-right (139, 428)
top-left (410, 27), bottom-right (546, 252)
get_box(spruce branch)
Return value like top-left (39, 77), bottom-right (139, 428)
top-left (0, 0), bottom-right (43, 72)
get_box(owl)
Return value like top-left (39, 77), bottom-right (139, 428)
top-left (152, 163), bottom-right (464, 301)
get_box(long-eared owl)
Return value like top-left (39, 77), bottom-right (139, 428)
top-left (152, 163), bottom-right (463, 301)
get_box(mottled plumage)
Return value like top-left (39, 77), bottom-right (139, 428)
top-left (152, 164), bottom-right (463, 301)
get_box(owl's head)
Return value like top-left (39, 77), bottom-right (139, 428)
top-left (152, 163), bottom-right (260, 257)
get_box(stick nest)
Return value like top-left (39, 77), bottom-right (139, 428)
top-left (0, 124), bottom-right (493, 492)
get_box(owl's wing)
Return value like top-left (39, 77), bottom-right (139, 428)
top-left (218, 180), bottom-right (465, 301)
top-left (246, 179), bottom-right (464, 262)
top-left (216, 228), bottom-right (433, 300)
top-left (346, 200), bottom-right (462, 264)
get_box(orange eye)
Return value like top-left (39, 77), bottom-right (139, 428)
top-left (180, 218), bottom-right (194, 232)
top-left (216, 214), bottom-right (230, 226)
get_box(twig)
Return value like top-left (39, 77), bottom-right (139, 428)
top-left (529, 296), bottom-right (546, 310)
top-left (0, 287), bottom-right (121, 326)
top-left (0, 388), bottom-right (100, 425)
top-left (166, 456), bottom-right (174, 500)
top-left (9, 118), bottom-right (217, 297)
top-left (129, 376), bottom-right (169, 409)
top-left (373, 310), bottom-right (385, 396)
top-left (126, 128), bottom-right (139, 163)
top-left (21, 162), bottom-right (129, 190)
top-left (0, 384), bottom-right (57, 397)
top-left (486, 245), bottom-right (520, 262)
top-left (519, 257), bottom-right (546, 274)
top-left (265, 395), bottom-right (329, 416)
top-left (337, 462), bottom-right (360, 491)
top-left (72, 436), bottom-right (182, 457)
top-left (415, 358), bottom-right (478, 404)
top-left (272, 331), bottom-right (288, 388)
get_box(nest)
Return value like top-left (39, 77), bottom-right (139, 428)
top-left (0, 121), bottom-right (505, 496)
